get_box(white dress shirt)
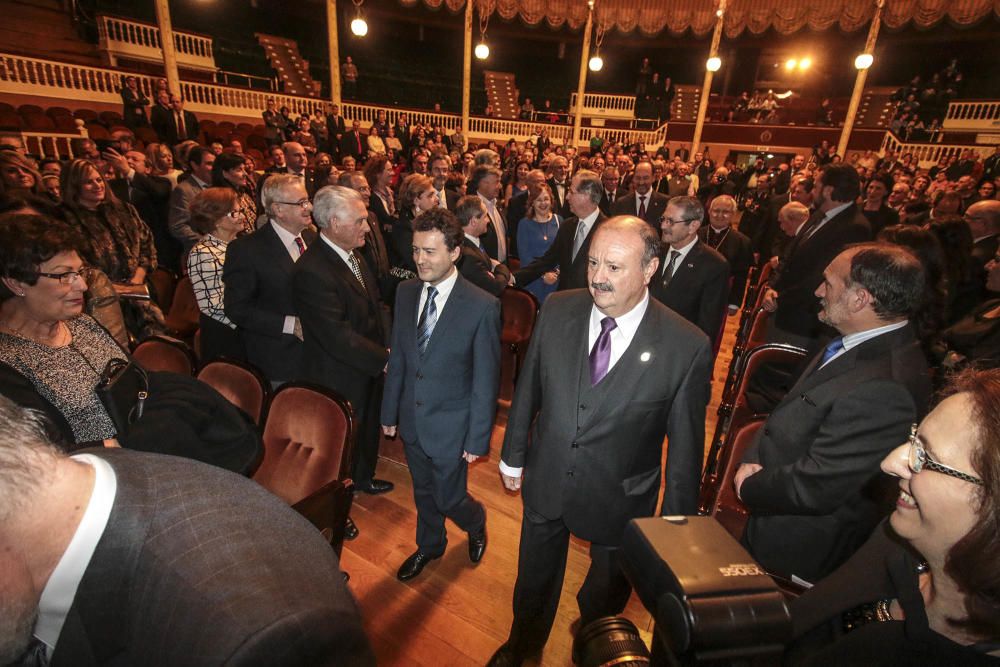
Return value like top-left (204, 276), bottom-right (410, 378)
top-left (418, 265), bottom-right (459, 319)
top-left (270, 221), bottom-right (307, 334)
top-left (479, 194), bottom-right (507, 263)
top-left (819, 320), bottom-right (909, 368)
top-left (664, 234), bottom-right (699, 276)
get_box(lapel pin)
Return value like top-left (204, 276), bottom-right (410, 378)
top-left (640, 351), bottom-right (651, 362)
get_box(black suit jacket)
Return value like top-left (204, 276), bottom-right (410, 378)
top-left (154, 108), bottom-right (199, 146)
top-left (610, 190), bottom-right (668, 230)
top-left (741, 324), bottom-right (932, 582)
top-left (48, 448), bottom-right (373, 667)
top-left (223, 222), bottom-right (310, 383)
top-left (149, 103), bottom-right (172, 143)
top-left (649, 241), bottom-right (730, 347)
top-left (120, 87), bottom-right (149, 127)
top-left (546, 177), bottom-right (572, 218)
top-left (292, 238), bottom-right (388, 416)
top-left (340, 130), bottom-right (366, 162)
top-left (772, 204), bottom-right (872, 339)
top-left (110, 172), bottom-right (179, 271)
top-left (515, 212), bottom-right (607, 291)
top-left (458, 237), bottom-right (510, 297)
top-left (598, 189), bottom-right (619, 217)
top-left (700, 225), bottom-right (753, 309)
top-left (501, 290), bottom-right (713, 545)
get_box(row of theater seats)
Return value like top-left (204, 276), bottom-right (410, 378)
top-left (699, 264), bottom-right (809, 540)
top-left (131, 339), bottom-right (357, 557)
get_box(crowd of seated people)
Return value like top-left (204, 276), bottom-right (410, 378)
top-left (889, 58), bottom-right (964, 141)
top-left (3, 91), bottom-right (1000, 663)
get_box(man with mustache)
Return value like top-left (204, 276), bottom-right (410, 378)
top-left (488, 216), bottom-right (713, 666)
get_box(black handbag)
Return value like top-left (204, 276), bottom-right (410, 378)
top-left (95, 358), bottom-right (149, 435)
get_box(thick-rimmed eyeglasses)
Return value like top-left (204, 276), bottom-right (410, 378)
top-left (908, 424), bottom-right (983, 486)
top-left (36, 268), bottom-right (89, 285)
top-left (274, 199), bottom-right (312, 209)
top-left (660, 217), bottom-right (698, 226)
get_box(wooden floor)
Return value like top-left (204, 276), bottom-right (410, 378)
top-left (343, 314), bottom-right (739, 666)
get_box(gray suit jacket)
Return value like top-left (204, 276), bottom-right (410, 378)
top-left (381, 273), bottom-right (501, 458)
top-left (501, 289), bottom-right (713, 545)
top-left (49, 448), bottom-right (373, 666)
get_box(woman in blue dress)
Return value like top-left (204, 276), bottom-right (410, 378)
top-left (516, 183), bottom-right (561, 304)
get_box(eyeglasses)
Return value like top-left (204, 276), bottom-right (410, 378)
top-left (36, 267), bottom-right (88, 285)
top-left (660, 217), bottom-right (699, 226)
top-left (226, 210), bottom-right (242, 218)
top-left (274, 199), bottom-right (312, 209)
top-left (907, 424), bottom-right (983, 486)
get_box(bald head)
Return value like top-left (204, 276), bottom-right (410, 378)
top-left (966, 199), bottom-right (1000, 238)
top-left (779, 201), bottom-right (810, 237)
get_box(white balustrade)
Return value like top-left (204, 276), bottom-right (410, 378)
top-left (880, 131), bottom-right (994, 168)
top-left (22, 120), bottom-right (89, 159)
top-left (97, 15), bottom-right (215, 72)
top-left (570, 92), bottom-right (637, 119)
top-left (943, 100), bottom-right (1000, 131)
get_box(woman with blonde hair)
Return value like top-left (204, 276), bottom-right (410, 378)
top-left (144, 142), bottom-right (183, 187)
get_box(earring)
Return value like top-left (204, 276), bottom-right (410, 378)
top-left (17, 291), bottom-right (25, 297)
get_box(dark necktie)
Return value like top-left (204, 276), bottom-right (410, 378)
top-left (18, 638), bottom-right (50, 667)
top-left (175, 111), bottom-right (185, 139)
top-left (661, 250), bottom-right (681, 286)
top-left (637, 195), bottom-right (647, 219)
top-left (348, 252), bottom-right (367, 293)
top-left (589, 316), bottom-right (618, 386)
top-left (294, 236), bottom-right (306, 257)
top-left (416, 285), bottom-right (438, 355)
top-left (819, 337), bottom-right (845, 366)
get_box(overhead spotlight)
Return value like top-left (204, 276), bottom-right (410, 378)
top-left (785, 58), bottom-right (797, 71)
top-left (475, 42), bottom-right (490, 60)
top-left (799, 57), bottom-right (812, 70)
top-left (351, 17), bottom-right (368, 36)
top-left (706, 57), bottom-right (721, 72)
top-left (855, 53), bottom-right (874, 70)
top-left (589, 55), bottom-right (604, 72)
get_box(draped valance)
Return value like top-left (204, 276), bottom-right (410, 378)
top-left (397, 0), bottom-right (1000, 37)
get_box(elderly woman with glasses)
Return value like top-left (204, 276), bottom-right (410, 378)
top-left (787, 368), bottom-right (1000, 665)
top-left (0, 214), bottom-right (128, 450)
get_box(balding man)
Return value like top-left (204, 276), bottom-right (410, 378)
top-left (770, 201), bottom-right (811, 267)
top-left (699, 194), bottom-right (753, 313)
top-left (966, 199), bottom-right (1000, 270)
top-left (598, 167), bottom-right (620, 216)
top-left (490, 216), bottom-right (712, 666)
top-left (610, 161), bottom-right (668, 231)
top-left (737, 244), bottom-right (932, 583)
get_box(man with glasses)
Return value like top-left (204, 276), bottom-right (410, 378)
top-left (735, 243), bottom-right (932, 584)
top-left (649, 196), bottom-right (729, 347)
top-left (224, 174), bottom-right (316, 387)
top-left (610, 161), bottom-right (668, 231)
top-left (699, 194), bottom-right (752, 315)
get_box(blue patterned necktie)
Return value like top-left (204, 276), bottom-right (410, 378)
top-left (589, 316), bottom-right (618, 386)
top-left (820, 337), bottom-right (845, 366)
top-left (416, 285), bottom-right (438, 355)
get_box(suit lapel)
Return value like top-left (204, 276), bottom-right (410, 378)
top-left (421, 273), bottom-right (467, 361)
top-left (261, 222), bottom-right (295, 277)
top-left (667, 242), bottom-right (703, 287)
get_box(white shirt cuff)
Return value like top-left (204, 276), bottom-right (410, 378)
top-left (499, 460), bottom-right (523, 478)
top-left (282, 316), bottom-right (296, 334)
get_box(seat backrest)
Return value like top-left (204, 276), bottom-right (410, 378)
top-left (254, 383), bottom-right (354, 506)
top-left (197, 359), bottom-right (269, 425)
top-left (132, 335), bottom-right (196, 375)
top-left (710, 419), bottom-right (765, 542)
top-left (746, 307), bottom-right (771, 350)
top-left (501, 287), bottom-right (539, 345)
top-left (164, 276), bottom-right (200, 337)
top-left (149, 267), bottom-right (177, 313)
top-left (729, 344), bottom-right (808, 433)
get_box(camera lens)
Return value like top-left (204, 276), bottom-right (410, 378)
top-left (572, 616), bottom-right (651, 666)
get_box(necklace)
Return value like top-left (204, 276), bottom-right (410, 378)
top-left (0, 319), bottom-right (69, 347)
top-left (706, 226), bottom-right (731, 250)
top-left (537, 215), bottom-right (557, 241)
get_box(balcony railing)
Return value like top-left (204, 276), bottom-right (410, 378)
top-left (569, 92), bottom-right (636, 119)
top-left (943, 99), bottom-right (1000, 132)
top-left (98, 15), bottom-right (215, 72)
top-left (880, 131), bottom-right (995, 167)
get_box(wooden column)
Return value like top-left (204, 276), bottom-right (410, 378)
top-left (838, 0), bottom-right (884, 158)
top-left (327, 0), bottom-right (342, 105)
top-left (690, 0), bottom-right (726, 157)
top-left (571, 1), bottom-right (594, 149)
top-left (462, 0), bottom-right (473, 137)
top-left (153, 0), bottom-right (181, 97)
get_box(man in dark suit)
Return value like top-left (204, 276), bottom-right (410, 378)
top-left (736, 243), bottom-right (932, 583)
top-left (340, 119), bottom-right (366, 164)
top-left (700, 194), bottom-right (753, 314)
top-left (262, 141), bottom-right (316, 197)
top-left (167, 146), bottom-right (215, 253)
top-left (488, 217), bottom-right (713, 666)
top-left (430, 153), bottom-right (459, 211)
top-left (224, 174), bottom-right (314, 387)
top-left (763, 164), bottom-right (872, 348)
top-left (339, 171), bottom-right (393, 301)
top-left (545, 155), bottom-right (571, 218)
top-left (381, 207), bottom-right (500, 581)
top-left (149, 90), bottom-right (173, 144)
top-left (292, 186), bottom-right (392, 496)
top-left (325, 103), bottom-right (347, 157)
top-left (471, 164), bottom-right (509, 264)
top-left (0, 398), bottom-right (374, 667)
top-left (610, 161), bottom-right (668, 231)
top-left (650, 196), bottom-right (730, 349)
top-left (159, 94), bottom-right (199, 146)
top-left (514, 169), bottom-right (607, 292)
top-left (598, 166), bottom-right (619, 217)
top-left (674, 144), bottom-right (690, 162)
top-left (771, 154), bottom-right (806, 195)
top-left (120, 75), bottom-right (149, 129)
top-left (455, 195), bottom-right (510, 297)
top-left (967, 199), bottom-right (1000, 269)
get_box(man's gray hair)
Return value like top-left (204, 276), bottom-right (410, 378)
top-left (572, 169), bottom-right (604, 206)
top-left (0, 395), bottom-right (60, 522)
top-left (312, 185), bottom-right (364, 229)
top-left (261, 174), bottom-right (305, 216)
top-left (474, 148), bottom-right (500, 168)
top-left (667, 195), bottom-right (705, 224)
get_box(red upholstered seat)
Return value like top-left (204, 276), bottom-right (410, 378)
top-left (132, 335), bottom-right (196, 375)
top-left (707, 419), bottom-right (764, 542)
top-left (197, 358), bottom-right (270, 426)
top-left (164, 276), bottom-right (200, 339)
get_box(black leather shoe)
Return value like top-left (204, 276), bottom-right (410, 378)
top-left (486, 643), bottom-right (523, 667)
top-left (344, 516), bottom-right (359, 540)
top-left (469, 530), bottom-right (487, 563)
top-left (357, 478), bottom-right (394, 494)
top-left (396, 551), bottom-right (439, 581)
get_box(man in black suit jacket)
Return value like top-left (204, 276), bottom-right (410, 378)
top-left (763, 164), bottom-right (872, 348)
top-left (381, 209), bottom-right (501, 581)
top-left (340, 119), bottom-right (366, 164)
top-left (430, 153), bottom-right (459, 211)
top-left (224, 174), bottom-right (314, 386)
top-left (149, 90), bottom-right (173, 144)
top-left (259, 141), bottom-right (317, 198)
top-left (737, 244), bottom-right (932, 583)
top-left (489, 217), bottom-right (713, 665)
top-left (771, 154), bottom-right (806, 195)
top-left (598, 166), bottom-right (620, 217)
top-left (325, 103), bottom-right (347, 156)
top-left (155, 94), bottom-right (199, 146)
top-left (1, 402), bottom-right (373, 667)
top-left (700, 194), bottom-right (753, 313)
top-left (471, 164), bottom-right (509, 264)
top-left (545, 155), bottom-right (572, 218)
top-left (514, 169), bottom-right (607, 292)
top-left (340, 171), bottom-right (393, 302)
top-left (650, 196), bottom-right (730, 349)
top-left (292, 186), bottom-right (392, 496)
top-left (120, 75), bottom-right (149, 129)
top-left (609, 161), bottom-right (668, 231)
top-left (455, 195), bottom-right (510, 297)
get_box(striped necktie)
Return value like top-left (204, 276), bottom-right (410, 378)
top-left (416, 285), bottom-right (438, 355)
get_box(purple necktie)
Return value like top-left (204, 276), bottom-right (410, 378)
top-left (589, 316), bottom-right (618, 386)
